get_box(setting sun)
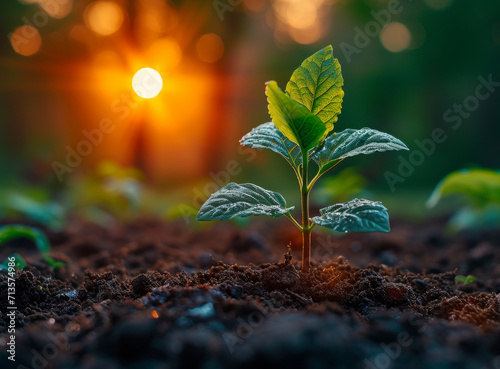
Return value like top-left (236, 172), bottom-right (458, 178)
top-left (132, 68), bottom-right (163, 99)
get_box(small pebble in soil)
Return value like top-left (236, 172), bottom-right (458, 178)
top-left (414, 279), bottom-right (429, 292)
top-left (187, 302), bottom-right (215, 318)
top-left (63, 290), bottom-right (78, 298)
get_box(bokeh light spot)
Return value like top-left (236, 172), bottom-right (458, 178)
top-left (39, 0), bottom-right (73, 19)
top-left (380, 22), bottom-right (412, 53)
top-left (283, 1), bottom-right (317, 30)
top-left (84, 1), bottom-right (124, 36)
top-left (271, 0), bottom-right (327, 45)
top-left (289, 23), bottom-right (323, 44)
top-left (132, 68), bottom-right (163, 99)
top-left (10, 26), bottom-right (42, 56)
top-left (196, 34), bottom-right (224, 63)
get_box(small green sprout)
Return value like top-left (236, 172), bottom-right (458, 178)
top-left (44, 256), bottom-right (66, 271)
top-left (0, 188), bottom-right (65, 231)
top-left (0, 224), bottom-right (51, 271)
top-left (196, 46), bottom-right (408, 272)
top-left (427, 168), bottom-right (500, 231)
top-left (0, 224), bottom-right (51, 254)
top-left (455, 275), bottom-right (478, 284)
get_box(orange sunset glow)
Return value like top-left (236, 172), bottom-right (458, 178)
top-left (4, 0), bottom-right (238, 182)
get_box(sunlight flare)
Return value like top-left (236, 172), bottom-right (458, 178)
top-left (132, 68), bottom-right (163, 99)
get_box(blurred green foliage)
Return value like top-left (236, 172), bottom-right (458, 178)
top-left (0, 224), bottom-right (51, 254)
top-left (0, 188), bottom-right (65, 231)
top-left (428, 168), bottom-right (500, 208)
top-left (427, 168), bottom-right (500, 231)
top-left (313, 167), bottom-right (369, 205)
top-left (43, 256), bottom-right (65, 271)
top-left (64, 161), bottom-right (144, 225)
top-left (0, 224), bottom-right (50, 271)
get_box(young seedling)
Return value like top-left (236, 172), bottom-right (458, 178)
top-left (427, 168), bottom-right (500, 231)
top-left (197, 46), bottom-right (408, 272)
top-left (0, 224), bottom-right (51, 254)
top-left (455, 275), bottom-right (478, 284)
top-left (44, 257), bottom-right (65, 270)
top-left (0, 224), bottom-right (52, 271)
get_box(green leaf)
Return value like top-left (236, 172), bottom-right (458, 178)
top-left (0, 224), bottom-right (51, 254)
top-left (455, 275), bottom-right (478, 284)
top-left (312, 128), bottom-right (409, 175)
top-left (466, 275), bottom-right (477, 283)
top-left (286, 45), bottom-right (344, 137)
top-left (0, 190), bottom-right (65, 231)
top-left (240, 122), bottom-right (302, 172)
top-left (266, 81), bottom-right (326, 151)
top-left (44, 256), bottom-right (66, 270)
top-left (197, 183), bottom-right (294, 221)
top-left (312, 198), bottom-right (390, 233)
top-left (314, 167), bottom-right (367, 204)
top-left (455, 275), bottom-right (467, 283)
top-left (427, 168), bottom-right (500, 208)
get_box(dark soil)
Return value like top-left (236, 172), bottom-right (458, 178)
top-left (1, 217), bottom-right (500, 369)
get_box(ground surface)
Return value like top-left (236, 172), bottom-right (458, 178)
top-left (1, 217), bottom-right (500, 369)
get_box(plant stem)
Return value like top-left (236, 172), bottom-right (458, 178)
top-left (301, 150), bottom-right (311, 273)
top-left (285, 212), bottom-right (302, 231)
